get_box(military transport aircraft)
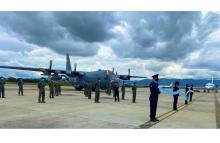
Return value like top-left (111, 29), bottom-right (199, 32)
top-left (0, 54), bottom-right (147, 91)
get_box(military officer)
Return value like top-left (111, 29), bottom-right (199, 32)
top-left (173, 81), bottom-right (180, 110)
top-left (95, 80), bottom-right (100, 103)
top-left (38, 78), bottom-right (46, 103)
top-left (121, 82), bottom-right (125, 100)
top-left (87, 82), bottom-right (92, 99)
top-left (114, 82), bottom-right (120, 102)
top-left (58, 83), bottom-right (61, 95)
top-left (132, 82), bottom-right (137, 103)
top-left (54, 82), bottom-right (59, 96)
top-left (48, 80), bottom-right (55, 99)
top-left (84, 82), bottom-right (89, 97)
top-left (18, 78), bottom-right (24, 96)
top-left (0, 76), bottom-right (6, 98)
top-left (185, 84), bottom-right (190, 104)
top-left (149, 74), bottom-right (160, 122)
top-left (189, 84), bottom-right (194, 102)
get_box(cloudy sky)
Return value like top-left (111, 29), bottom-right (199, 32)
top-left (0, 11), bottom-right (220, 79)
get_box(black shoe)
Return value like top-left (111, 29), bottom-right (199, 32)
top-left (150, 119), bottom-right (155, 122)
top-left (150, 119), bottom-right (157, 122)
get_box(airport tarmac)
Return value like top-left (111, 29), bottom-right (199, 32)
top-left (0, 83), bottom-right (218, 129)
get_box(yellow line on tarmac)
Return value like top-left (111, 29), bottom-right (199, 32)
top-left (139, 99), bottom-right (196, 129)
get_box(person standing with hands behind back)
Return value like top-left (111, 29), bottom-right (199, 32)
top-left (149, 74), bottom-right (160, 122)
top-left (173, 81), bottom-right (180, 111)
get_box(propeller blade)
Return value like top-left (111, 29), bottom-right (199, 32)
top-left (128, 68), bottom-right (130, 76)
top-left (130, 75), bottom-right (147, 78)
top-left (74, 63), bottom-right (77, 72)
top-left (49, 60), bottom-right (52, 70)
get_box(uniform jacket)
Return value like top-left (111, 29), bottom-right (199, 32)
top-left (0, 78), bottom-right (6, 89)
top-left (149, 80), bottom-right (160, 95)
top-left (173, 86), bottom-right (179, 96)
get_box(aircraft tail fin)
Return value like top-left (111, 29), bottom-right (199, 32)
top-left (66, 53), bottom-right (72, 73)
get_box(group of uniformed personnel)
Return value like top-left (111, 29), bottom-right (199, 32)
top-left (37, 78), bottom-right (62, 103)
top-left (1, 73), bottom-right (196, 122)
top-left (112, 81), bottom-right (136, 103)
top-left (149, 74), bottom-right (195, 122)
top-left (1, 77), bottom-right (25, 98)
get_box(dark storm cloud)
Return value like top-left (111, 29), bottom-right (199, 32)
top-left (0, 12), bottom-right (117, 56)
top-left (54, 12), bottom-right (116, 42)
top-left (110, 12), bottom-right (220, 61)
top-left (0, 12), bottom-right (219, 61)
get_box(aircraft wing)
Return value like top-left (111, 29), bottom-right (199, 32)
top-left (0, 65), bottom-right (46, 72)
top-left (0, 65), bottom-right (83, 77)
top-left (129, 75), bottom-right (147, 78)
top-left (118, 75), bottom-right (147, 80)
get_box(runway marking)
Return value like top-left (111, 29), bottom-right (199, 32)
top-left (214, 93), bottom-right (220, 128)
top-left (139, 96), bottom-right (199, 129)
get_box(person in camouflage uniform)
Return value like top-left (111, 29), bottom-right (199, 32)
top-left (48, 80), bottom-right (55, 99)
top-left (38, 78), bottom-right (46, 103)
top-left (95, 80), bottom-right (101, 103)
top-left (87, 82), bottom-right (92, 99)
top-left (18, 78), bottom-right (24, 96)
top-left (0, 76), bottom-right (6, 98)
top-left (121, 82), bottom-right (125, 100)
top-left (54, 81), bottom-right (59, 96)
top-left (132, 82), bottom-right (137, 103)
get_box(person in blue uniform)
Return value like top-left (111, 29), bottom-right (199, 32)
top-left (149, 74), bottom-right (160, 122)
top-left (173, 81), bottom-right (180, 110)
top-left (185, 84), bottom-right (190, 104)
top-left (189, 84), bottom-right (194, 102)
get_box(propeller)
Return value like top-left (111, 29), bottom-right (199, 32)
top-left (48, 60), bottom-right (53, 76)
top-left (128, 68), bottom-right (130, 76)
top-left (117, 68), bottom-right (147, 80)
top-left (74, 63), bottom-right (77, 72)
top-left (49, 60), bottom-right (52, 70)
top-left (112, 67), bottom-right (115, 74)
